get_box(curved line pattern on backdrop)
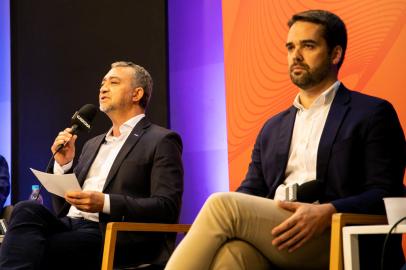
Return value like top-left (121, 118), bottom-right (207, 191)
top-left (222, 0), bottom-right (406, 190)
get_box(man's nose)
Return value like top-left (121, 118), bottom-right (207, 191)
top-left (291, 48), bottom-right (303, 62)
top-left (292, 48), bottom-right (304, 62)
top-left (100, 86), bottom-right (108, 94)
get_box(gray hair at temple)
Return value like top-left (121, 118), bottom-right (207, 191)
top-left (111, 61), bottom-right (153, 109)
top-left (288, 10), bottom-right (347, 70)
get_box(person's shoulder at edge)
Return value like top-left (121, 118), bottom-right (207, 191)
top-left (0, 155), bottom-right (7, 164)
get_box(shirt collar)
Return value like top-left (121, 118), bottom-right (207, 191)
top-left (105, 114), bottom-right (145, 141)
top-left (293, 81), bottom-right (340, 111)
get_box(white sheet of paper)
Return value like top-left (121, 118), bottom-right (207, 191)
top-left (30, 168), bottom-right (82, 198)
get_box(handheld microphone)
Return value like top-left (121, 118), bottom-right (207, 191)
top-left (54, 104), bottom-right (98, 153)
top-left (35, 104), bottom-right (98, 202)
top-left (296, 180), bottom-right (324, 203)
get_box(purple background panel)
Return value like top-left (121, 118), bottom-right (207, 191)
top-left (0, 0), bottom-right (11, 205)
top-left (168, 0), bottom-right (229, 223)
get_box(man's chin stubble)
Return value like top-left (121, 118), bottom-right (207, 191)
top-left (290, 74), bottom-right (313, 90)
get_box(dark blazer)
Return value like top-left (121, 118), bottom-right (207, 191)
top-left (237, 84), bottom-right (405, 214)
top-left (51, 117), bottom-right (183, 265)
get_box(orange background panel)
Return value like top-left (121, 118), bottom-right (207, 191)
top-left (222, 0), bottom-right (406, 191)
top-left (222, 0), bottom-right (406, 257)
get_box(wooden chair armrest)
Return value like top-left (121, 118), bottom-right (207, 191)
top-left (101, 222), bottom-right (191, 270)
top-left (329, 213), bottom-right (387, 270)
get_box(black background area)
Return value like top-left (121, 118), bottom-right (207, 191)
top-left (11, 0), bottom-right (169, 205)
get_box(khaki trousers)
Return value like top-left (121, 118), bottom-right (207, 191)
top-left (165, 192), bottom-right (330, 270)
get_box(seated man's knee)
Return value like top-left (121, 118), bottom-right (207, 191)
top-left (206, 192), bottom-right (237, 206)
top-left (9, 201), bottom-right (46, 224)
top-left (204, 192), bottom-right (250, 216)
top-left (13, 200), bottom-right (44, 213)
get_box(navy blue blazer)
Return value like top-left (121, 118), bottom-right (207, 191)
top-left (52, 117), bottom-right (183, 223)
top-left (238, 84), bottom-right (405, 214)
top-left (51, 117), bottom-right (184, 265)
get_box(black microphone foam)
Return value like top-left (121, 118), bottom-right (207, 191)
top-left (70, 104), bottom-right (98, 133)
top-left (296, 180), bottom-right (324, 203)
top-left (55, 104), bottom-right (98, 152)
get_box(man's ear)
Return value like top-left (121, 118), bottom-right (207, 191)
top-left (132, 87), bottom-right (144, 102)
top-left (331, 45), bottom-right (343, 65)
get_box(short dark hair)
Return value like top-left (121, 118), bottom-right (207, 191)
top-left (111, 61), bottom-right (153, 109)
top-left (288, 10), bottom-right (347, 69)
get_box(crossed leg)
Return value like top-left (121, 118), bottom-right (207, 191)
top-left (165, 192), bottom-right (330, 270)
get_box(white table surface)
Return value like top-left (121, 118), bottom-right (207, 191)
top-left (342, 224), bottom-right (406, 270)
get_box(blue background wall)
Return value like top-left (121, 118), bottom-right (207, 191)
top-left (0, 0), bottom-right (11, 206)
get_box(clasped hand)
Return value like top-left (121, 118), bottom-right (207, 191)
top-left (271, 201), bottom-right (336, 252)
top-left (65, 191), bottom-right (104, 213)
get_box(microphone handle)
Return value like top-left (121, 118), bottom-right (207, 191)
top-left (54, 124), bottom-right (79, 153)
top-left (35, 124), bottom-right (79, 201)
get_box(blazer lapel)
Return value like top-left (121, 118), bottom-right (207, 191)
top-left (317, 84), bottom-right (351, 181)
top-left (102, 117), bottom-right (151, 190)
top-left (76, 135), bottom-right (105, 186)
top-left (274, 106), bottom-right (297, 186)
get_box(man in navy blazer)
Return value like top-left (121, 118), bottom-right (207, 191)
top-left (165, 9), bottom-right (405, 270)
top-left (238, 83), bottom-right (405, 215)
top-left (0, 62), bottom-right (183, 270)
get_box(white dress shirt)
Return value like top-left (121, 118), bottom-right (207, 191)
top-left (274, 81), bottom-right (340, 201)
top-left (54, 114), bottom-right (145, 222)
